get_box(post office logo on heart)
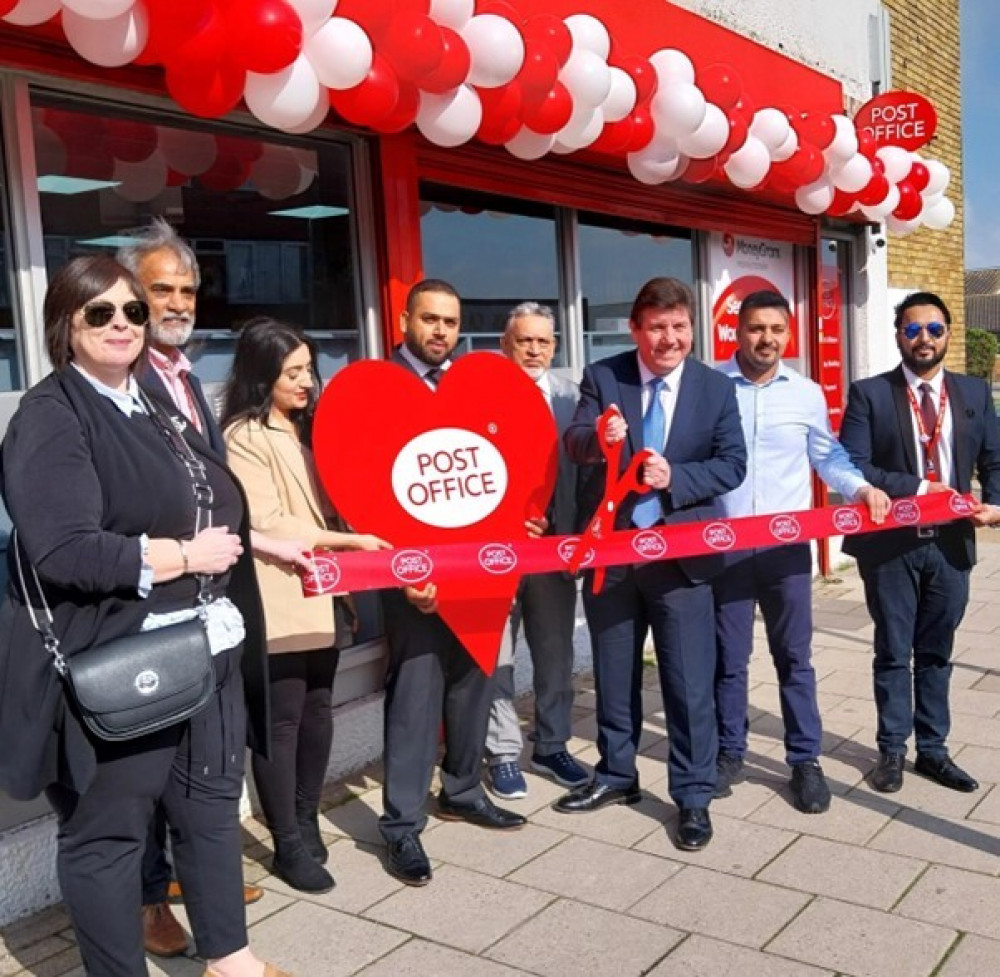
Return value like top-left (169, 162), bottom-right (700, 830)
top-left (312, 353), bottom-right (559, 674)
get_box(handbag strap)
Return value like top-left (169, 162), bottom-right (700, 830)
top-left (13, 530), bottom-right (68, 676)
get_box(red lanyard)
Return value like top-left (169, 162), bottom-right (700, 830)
top-left (904, 381), bottom-right (947, 480)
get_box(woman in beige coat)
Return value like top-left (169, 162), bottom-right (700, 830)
top-left (222, 318), bottom-right (388, 894)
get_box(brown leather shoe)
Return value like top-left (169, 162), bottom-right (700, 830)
top-left (168, 881), bottom-right (265, 905)
top-left (142, 902), bottom-right (187, 957)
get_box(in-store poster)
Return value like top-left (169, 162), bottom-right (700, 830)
top-left (818, 264), bottom-right (846, 432)
top-left (708, 232), bottom-right (799, 363)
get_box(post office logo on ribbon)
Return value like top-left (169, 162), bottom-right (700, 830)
top-left (632, 530), bottom-right (667, 560)
top-left (832, 507), bottom-right (863, 534)
top-left (390, 549), bottom-right (434, 585)
top-left (478, 544), bottom-right (518, 575)
top-left (769, 514), bottom-right (802, 543)
top-left (558, 536), bottom-right (595, 568)
top-left (703, 522), bottom-right (737, 551)
top-left (949, 495), bottom-right (975, 517)
top-left (892, 499), bottom-right (921, 525)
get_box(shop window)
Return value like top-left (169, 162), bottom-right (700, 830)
top-left (29, 96), bottom-right (365, 383)
top-left (0, 177), bottom-right (24, 392)
top-left (579, 214), bottom-right (693, 362)
top-left (419, 185), bottom-right (563, 363)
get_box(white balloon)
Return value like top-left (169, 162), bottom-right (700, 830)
top-left (831, 153), bottom-right (873, 193)
top-left (858, 183), bottom-right (900, 221)
top-left (749, 108), bottom-right (790, 151)
top-left (416, 84), bottom-right (482, 148)
top-left (649, 48), bottom-right (695, 86)
top-left (923, 159), bottom-right (950, 196)
top-left (157, 127), bottom-right (216, 176)
top-left (875, 145), bottom-right (911, 184)
top-left (556, 105), bottom-right (604, 150)
top-left (250, 145), bottom-right (304, 200)
top-left (3, 0), bottom-right (59, 26)
top-left (429, 0), bottom-right (474, 31)
top-left (886, 214), bottom-right (921, 236)
top-left (305, 17), bottom-right (373, 90)
top-left (723, 136), bottom-right (770, 189)
top-left (770, 128), bottom-right (798, 162)
top-left (461, 14), bottom-right (524, 88)
top-left (560, 49), bottom-right (612, 108)
top-left (632, 131), bottom-right (680, 164)
top-left (283, 94), bottom-right (330, 133)
top-left (677, 103), bottom-right (728, 159)
top-left (286, 0), bottom-right (337, 36)
top-left (62, 0), bottom-right (134, 19)
top-left (505, 127), bottom-right (556, 161)
top-left (564, 13), bottom-right (611, 60)
top-left (794, 176), bottom-right (835, 215)
top-left (651, 82), bottom-right (706, 138)
top-left (922, 196), bottom-right (955, 230)
top-left (825, 114), bottom-right (857, 164)
top-left (628, 153), bottom-right (682, 185)
top-left (245, 56), bottom-right (324, 131)
top-left (602, 66), bottom-right (637, 123)
top-left (113, 151), bottom-right (167, 203)
top-left (62, 4), bottom-right (147, 67)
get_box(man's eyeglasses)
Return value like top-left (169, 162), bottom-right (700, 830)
top-left (901, 321), bottom-right (947, 341)
top-left (80, 300), bottom-right (149, 328)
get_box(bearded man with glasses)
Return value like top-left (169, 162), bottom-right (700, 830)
top-left (840, 291), bottom-right (1000, 795)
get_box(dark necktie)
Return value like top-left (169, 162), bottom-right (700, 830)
top-left (424, 367), bottom-right (442, 388)
top-left (919, 382), bottom-right (940, 482)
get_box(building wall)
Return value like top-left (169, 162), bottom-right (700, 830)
top-left (882, 0), bottom-right (966, 370)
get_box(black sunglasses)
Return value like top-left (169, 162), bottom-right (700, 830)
top-left (901, 321), bottom-right (946, 341)
top-left (81, 300), bottom-right (149, 328)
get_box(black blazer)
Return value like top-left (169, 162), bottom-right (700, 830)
top-left (135, 356), bottom-right (227, 458)
top-left (839, 366), bottom-right (1000, 569)
top-left (566, 351), bottom-right (747, 583)
top-left (0, 367), bottom-right (267, 801)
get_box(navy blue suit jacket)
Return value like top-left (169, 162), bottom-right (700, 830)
top-left (566, 351), bottom-right (746, 583)
top-left (839, 366), bottom-right (1000, 569)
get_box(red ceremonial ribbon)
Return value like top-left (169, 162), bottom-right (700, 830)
top-left (299, 491), bottom-right (977, 597)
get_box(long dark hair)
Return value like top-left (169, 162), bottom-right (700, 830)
top-left (220, 317), bottom-right (319, 443)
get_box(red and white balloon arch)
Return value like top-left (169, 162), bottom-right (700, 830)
top-left (1, 0), bottom-right (955, 234)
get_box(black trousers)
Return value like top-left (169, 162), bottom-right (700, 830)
top-left (47, 646), bottom-right (248, 977)
top-left (378, 590), bottom-right (494, 842)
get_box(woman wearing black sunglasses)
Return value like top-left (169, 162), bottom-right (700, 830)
top-left (0, 256), bottom-right (290, 977)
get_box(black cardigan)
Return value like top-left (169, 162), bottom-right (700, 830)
top-left (0, 367), bottom-right (268, 801)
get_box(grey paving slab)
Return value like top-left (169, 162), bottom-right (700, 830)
top-left (935, 934), bottom-right (1000, 977)
top-left (528, 789), bottom-right (669, 848)
top-left (507, 835), bottom-right (681, 911)
top-left (757, 835), bottom-right (925, 910)
top-left (747, 789), bottom-right (899, 846)
top-left (967, 785), bottom-right (1000, 827)
top-left (421, 819), bottom-right (567, 878)
top-left (629, 865), bottom-right (810, 948)
top-left (362, 865), bottom-right (553, 954)
top-left (246, 900), bottom-right (408, 975)
top-left (865, 807), bottom-right (1000, 874)
top-left (895, 864), bottom-right (1000, 939)
top-left (485, 898), bottom-right (683, 977)
top-left (646, 934), bottom-right (834, 977)
top-left (953, 744), bottom-right (1000, 784)
top-left (355, 938), bottom-right (533, 976)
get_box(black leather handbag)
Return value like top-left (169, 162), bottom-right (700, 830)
top-left (15, 393), bottom-right (220, 742)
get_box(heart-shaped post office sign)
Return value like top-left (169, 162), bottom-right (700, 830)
top-left (312, 352), bottom-right (558, 674)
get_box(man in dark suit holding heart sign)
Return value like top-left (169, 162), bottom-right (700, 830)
top-left (378, 279), bottom-right (526, 887)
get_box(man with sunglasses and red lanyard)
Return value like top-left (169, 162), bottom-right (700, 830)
top-left (840, 291), bottom-right (1000, 794)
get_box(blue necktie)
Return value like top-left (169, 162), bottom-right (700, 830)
top-left (632, 377), bottom-right (666, 529)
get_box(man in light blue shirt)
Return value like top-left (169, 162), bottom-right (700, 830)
top-left (713, 290), bottom-right (889, 813)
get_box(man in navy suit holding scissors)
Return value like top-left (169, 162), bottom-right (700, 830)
top-left (555, 277), bottom-right (746, 851)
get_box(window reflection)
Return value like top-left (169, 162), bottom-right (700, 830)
top-left (579, 215), bottom-right (693, 362)
top-left (31, 98), bottom-right (364, 382)
top-left (419, 185), bottom-right (563, 363)
top-left (0, 164), bottom-right (23, 391)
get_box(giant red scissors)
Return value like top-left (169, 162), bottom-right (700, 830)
top-left (568, 405), bottom-right (657, 592)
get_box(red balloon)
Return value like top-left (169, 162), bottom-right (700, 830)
top-left (217, 134), bottom-right (263, 165)
top-left (626, 108), bottom-right (655, 152)
top-left (166, 168), bottom-right (189, 187)
top-left (698, 63), bottom-right (743, 111)
top-left (106, 120), bottom-right (159, 163)
top-left (516, 43), bottom-right (560, 102)
top-left (198, 154), bottom-right (251, 192)
top-left (329, 55), bottom-right (401, 127)
top-left (871, 155), bottom-right (885, 176)
top-left (893, 181), bottom-right (922, 221)
top-left (478, 0), bottom-right (519, 18)
top-left (856, 172), bottom-right (889, 207)
top-left (796, 112), bottom-right (836, 150)
top-left (589, 117), bottom-right (634, 155)
top-left (723, 112), bottom-right (749, 154)
top-left (224, 0), bottom-right (302, 74)
top-left (616, 55), bottom-right (657, 105)
top-left (521, 14), bottom-right (573, 68)
top-left (477, 83), bottom-right (524, 145)
top-left (731, 94), bottom-right (756, 120)
top-left (372, 82), bottom-right (421, 135)
top-left (335, 0), bottom-right (426, 43)
top-left (684, 157), bottom-right (720, 184)
top-left (795, 143), bottom-right (825, 184)
top-left (384, 12), bottom-right (445, 83)
top-left (135, 0), bottom-right (212, 65)
top-left (908, 160), bottom-right (930, 192)
top-left (766, 160), bottom-right (800, 195)
top-left (165, 60), bottom-right (246, 119)
top-left (422, 27), bottom-right (471, 94)
top-left (521, 81), bottom-right (572, 135)
top-left (827, 189), bottom-right (857, 217)
top-left (857, 129), bottom-right (878, 159)
top-left (0, 0), bottom-right (18, 15)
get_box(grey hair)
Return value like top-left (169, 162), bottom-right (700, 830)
top-left (504, 301), bottom-right (556, 333)
top-left (117, 217), bottom-right (201, 287)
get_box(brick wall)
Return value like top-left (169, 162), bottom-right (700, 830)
top-left (881, 0), bottom-right (965, 370)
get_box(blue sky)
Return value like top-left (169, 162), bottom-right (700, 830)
top-left (962, 0), bottom-right (1000, 269)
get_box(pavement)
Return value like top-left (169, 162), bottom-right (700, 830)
top-left (4, 532), bottom-right (1000, 977)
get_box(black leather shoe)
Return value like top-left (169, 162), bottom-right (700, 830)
top-left (436, 794), bottom-right (526, 830)
top-left (871, 752), bottom-right (905, 793)
top-left (386, 833), bottom-right (432, 886)
top-left (675, 807), bottom-right (713, 851)
top-left (914, 754), bottom-right (979, 792)
top-left (553, 780), bottom-right (641, 814)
